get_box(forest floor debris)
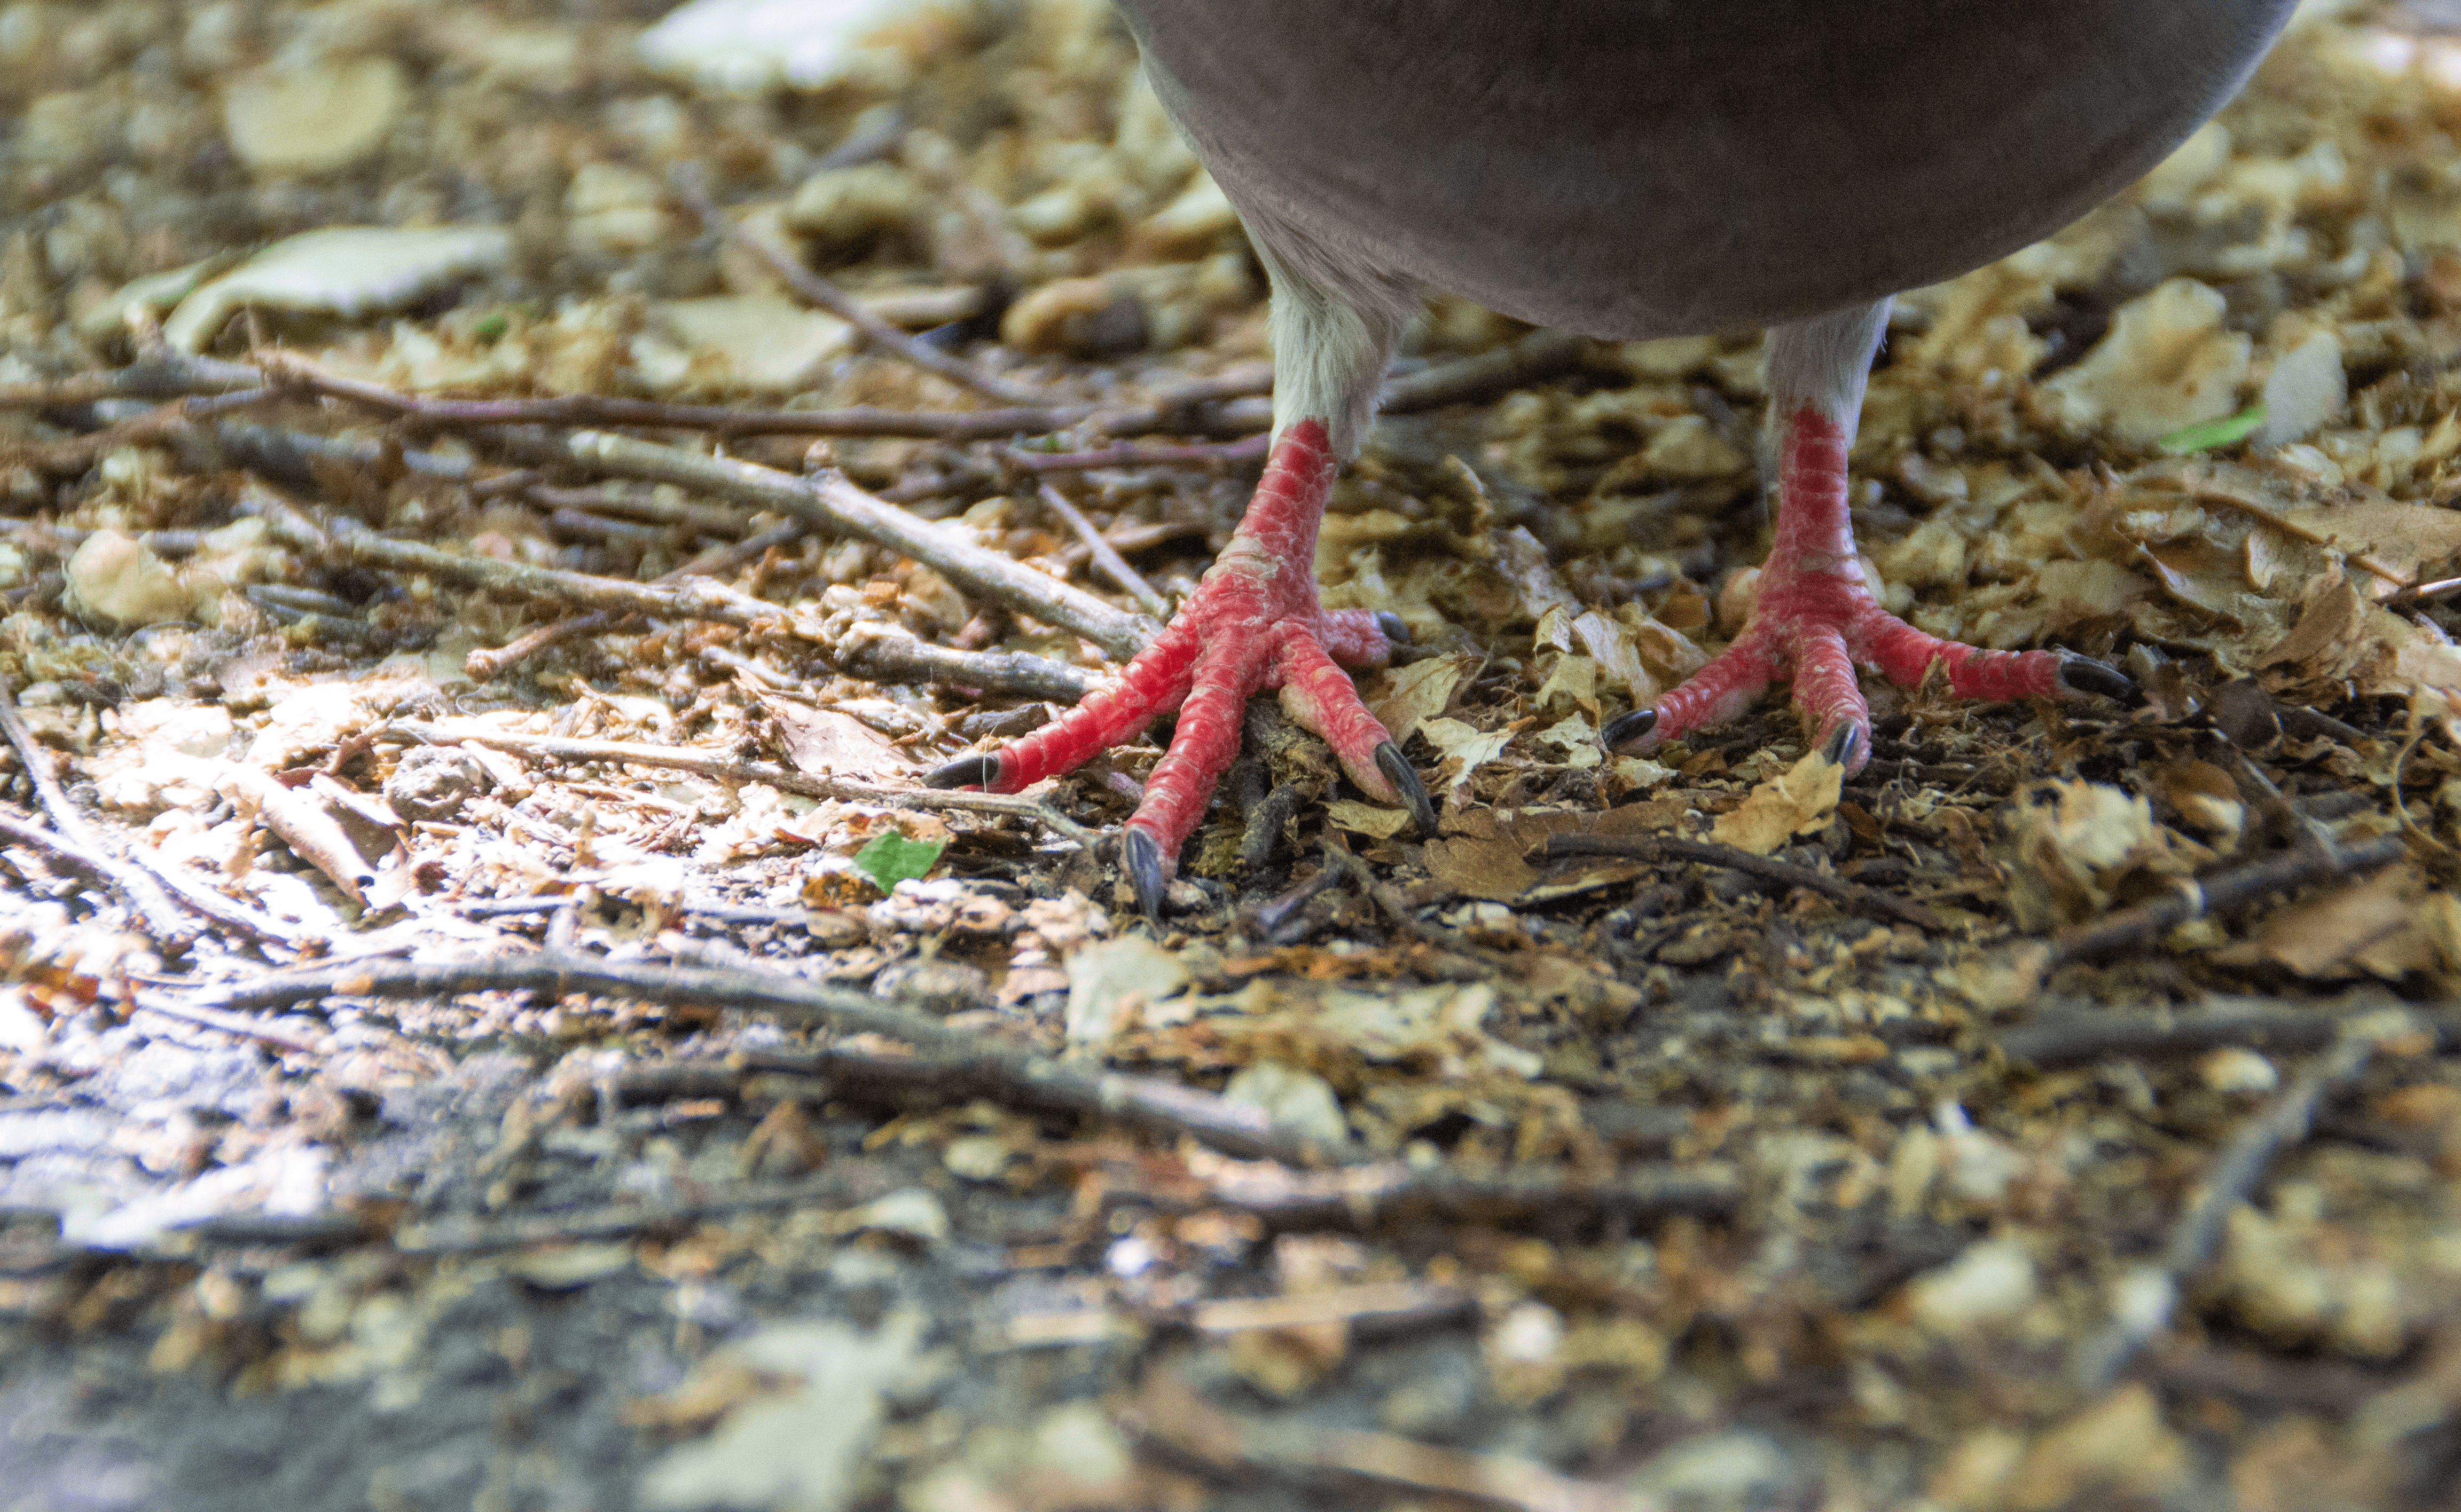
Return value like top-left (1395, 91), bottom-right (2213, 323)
top-left (3, 2), bottom-right (2461, 1509)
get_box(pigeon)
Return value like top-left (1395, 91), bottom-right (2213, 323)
top-left (935, 0), bottom-right (2300, 915)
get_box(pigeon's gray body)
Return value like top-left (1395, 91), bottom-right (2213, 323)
top-left (949, 1), bottom-right (2302, 914)
top-left (1117, 2), bottom-right (2298, 336)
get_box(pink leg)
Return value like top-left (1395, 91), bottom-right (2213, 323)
top-left (929, 420), bottom-right (1435, 914)
top-left (1604, 403), bottom-right (2130, 771)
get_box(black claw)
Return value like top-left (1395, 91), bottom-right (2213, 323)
top-left (1374, 611), bottom-right (1412, 647)
top-left (1375, 742), bottom-right (1439, 839)
top-left (1601, 708), bottom-right (1659, 749)
top-left (924, 754), bottom-right (1000, 790)
top-left (1823, 722), bottom-right (1864, 768)
top-left (2057, 653), bottom-right (2136, 702)
top-left (1124, 828), bottom-right (1167, 919)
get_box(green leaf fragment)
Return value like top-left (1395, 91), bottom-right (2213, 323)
top-left (2156, 403), bottom-right (2267, 455)
top-left (853, 832), bottom-right (944, 890)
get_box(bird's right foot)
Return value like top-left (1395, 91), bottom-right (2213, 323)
top-left (926, 421), bottom-right (1435, 916)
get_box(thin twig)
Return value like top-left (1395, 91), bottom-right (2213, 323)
top-left (1996, 995), bottom-right (2461, 1070)
top-left (391, 1174), bottom-right (856, 1254)
top-left (35, 330), bottom-right (1577, 464)
top-left (6, 388), bottom-right (281, 473)
top-left (241, 490), bottom-right (806, 632)
top-left (1322, 838), bottom-right (1436, 943)
top-left (389, 719), bottom-right (1103, 848)
top-left (1377, 328), bottom-right (1592, 415)
top-left (130, 993), bottom-right (325, 1054)
top-left (246, 482), bottom-right (1090, 698)
top-left (1250, 856), bottom-right (1341, 941)
top-left (213, 763), bottom-right (372, 909)
top-left (1166, 1146), bottom-right (1739, 1231)
top-left (1124, 1369), bottom-right (1648, 1512)
top-left (535, 429), bottom-right (1160, 659)
top-left (464, 520), bottom-right (809, 681)
top-left (673, 163), bottom-right (1037, 405)
top-left (2072, 1015), bottom-right (2404, 1392)
top-left (1005, 434), bottom-right (1269, 475)
top-left (1037, 482), bottom-right (1170, 617)
top-left (1539, 831), bottom-right (1943, 931)
top-left (2045, 833), bottom-right (2406, 968)
top-left (836, 631), bottom-right (1101, 703)
top-left (264, 358), bottom-right (1261, 443)
top-left (0, 352), bottom-right (263, 409)
top-left (0, 688), bottom-right (195, 950)
top-left (189, 949), bottom-right (1359, 1166)
top-left (0, 808), bottom-right (200, 951)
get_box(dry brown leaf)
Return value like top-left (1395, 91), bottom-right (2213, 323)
top-left (770, 703), bottom-right (914, 777)
top-left (1418, 717), bottom-right (1517, 801)
top-left (2244, 863), bottom-right (2442, 980)
top-left (1707, 750), bottom-right (1844, 856)
top-left (2155, 759), bottom-right (2245, 846)
top-left (1423, 797), bottom-right (1688, 901)
top-left (1323, 800), bottom-right (1416, 840)
top-left (2260, 571), bottom-right (2370, 673)
top-left (2003, 779), bottom-right (2186, 930)
top-left (1364, 653), bottom-right (1475, 746)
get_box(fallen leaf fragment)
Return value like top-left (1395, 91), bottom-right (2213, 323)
top-left (1708, 749), bottom-right (1843, 855)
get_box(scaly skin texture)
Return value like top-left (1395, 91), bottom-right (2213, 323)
top-left (1635, 406), bottom-right (2070, 768)
top-left (933, 421), bottom-right (1431, 909)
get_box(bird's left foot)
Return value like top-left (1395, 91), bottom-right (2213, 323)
top-left (1603, 406), bottom-right (2131, 770)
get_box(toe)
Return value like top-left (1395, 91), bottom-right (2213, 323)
top-left (2055, 653), bottom-right (2136, 702)
top-left (925, 753), bottom-right (1001, 790)
top-left (1374, 742), bottom-right (1439, 838)
top-left (1123, 827), bottom-right (1168, 919)
top-left (1601, 708), bottom-right (1659, 749)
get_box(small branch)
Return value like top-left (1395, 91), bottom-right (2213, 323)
top-left (392, 1174), bottom-right (853, 1254)
top-left (0, 688), bottom-right (195, 951)
top-left (1994, 996), bottom-right (2461, 1070)
top-left (2045, 833), bottom-right (2405, 968)
top-left (6, 389), bottom-right (280, 474)
top-left (673, 163), bottom-right (1037, 405)
top-left (213, 763), bottom-right (372, 909)
top-left (534, 429), bottom-right (1159, 659)
top-left (1323, 838), bottom-right (1436, 944)
top-left (1167, 1147), bottom-right (1739, 1232)
top-left (241, 492), bottom-right (804, 633)
top-left (465, 520), bottom-right (809, 681)
top-left (130, 991), bottom-right (325, 1054)
top-left (1377, 329), bottom-right (1592, 415)
top-left (0, 352), bottom-right (262, 410)
top-left (836, 630), bottom-right (1100, 704)
top-left (1123, 1369), bottom-right (1646, 1512)
top-left (392, 718), bottom-right (1102, 845)
top-left (249, 483), bottom-right (1090, 698)
top-left (0, 808), bottom-right (199, 951)
top-left (194, 417), bottom-right (480, 486)
top-left (1250, 856), bottom-right (1341, 942)
top-left (2071, 1017), bottom-right (2402, 1392)
top-left (1539, 831), bottom-right (1943, 931)
top-left (188, 949), bottom-right (1358, 1166)
top-left (1037, 482), bottom-right (1169, 617)
top-left (1004, 434), bottom-right (1268, 475)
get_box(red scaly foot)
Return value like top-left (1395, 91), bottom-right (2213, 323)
top-left (927, 420), bottom-right (1437, 915)
top-left (1603, 405), bottom-right (2132, 768)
